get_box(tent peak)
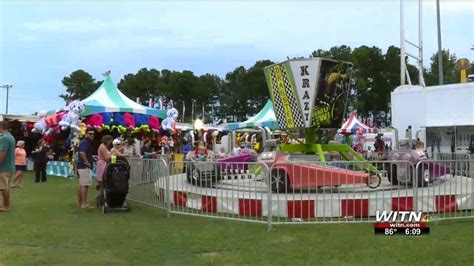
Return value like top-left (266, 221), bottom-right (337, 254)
top-left (102, 70), bottom-right (111, 77)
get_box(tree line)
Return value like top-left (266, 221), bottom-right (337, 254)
top-left (59, 45), bottom-right (468, 124)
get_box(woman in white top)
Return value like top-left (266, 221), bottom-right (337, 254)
top-left (123, 138), bottom-right (139, 158)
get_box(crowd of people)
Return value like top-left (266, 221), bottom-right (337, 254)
top-left (0, 120), bottom-right (261, 211)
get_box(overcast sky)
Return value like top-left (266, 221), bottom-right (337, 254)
top-left (0, 1), bottom-right (472, 115)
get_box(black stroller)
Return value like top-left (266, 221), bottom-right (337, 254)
top-left (99, 156), bottom-right (131, 213)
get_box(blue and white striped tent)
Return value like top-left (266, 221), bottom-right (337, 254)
top-left (81, 75), bottom-right (166, 118)
top-left (226, 100), bottom-right (280, 131)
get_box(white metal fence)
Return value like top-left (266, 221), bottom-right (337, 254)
top-left (127, 157), bottom-right (474, 230)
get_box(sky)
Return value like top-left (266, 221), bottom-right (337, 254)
top-left (0, 1), bottom-right (472, 115)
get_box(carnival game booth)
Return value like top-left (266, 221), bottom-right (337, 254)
top-left (80, 75), bottom-right (166, 131)
top-left (34, 74), bottom-right (168, 178)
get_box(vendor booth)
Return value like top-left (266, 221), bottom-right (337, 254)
top-left (339, 112), bottom-right (376, 134)
top-left (34, 74), bottom-right (170, 177)
top-left (226, 100), bottom-right (280, 131)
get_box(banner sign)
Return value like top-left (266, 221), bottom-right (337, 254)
top-left (264, 58), bottom-right (352, 130)
top-left (264, 63), bottom-right (304, 129)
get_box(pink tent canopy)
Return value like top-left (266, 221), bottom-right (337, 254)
top-left (339, 112), bottom-right (376, 134)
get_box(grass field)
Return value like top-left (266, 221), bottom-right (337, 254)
top-left (0, 172), bottom-right (473, 265)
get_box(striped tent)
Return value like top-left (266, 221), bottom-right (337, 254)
top-left (339, 112), bottom-right (375, 134)
top-left (226, 100), bottom-right (280, 131)
top-left (81, 75), bottom-right (166, 118)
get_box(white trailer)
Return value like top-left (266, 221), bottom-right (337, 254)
top-left (391, 83), bottom-right (474, 154)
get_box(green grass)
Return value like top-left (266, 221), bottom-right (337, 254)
top-left (1, 172), bottom-right (474, 265)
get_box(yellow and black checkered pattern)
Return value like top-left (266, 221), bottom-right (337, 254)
top-left (269, 65), bottom-right (305, 129)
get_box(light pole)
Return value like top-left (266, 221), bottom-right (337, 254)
top-left (436, 0), bottom-right (444, 85)
top-left (0, 85), bottom-right (12, 114)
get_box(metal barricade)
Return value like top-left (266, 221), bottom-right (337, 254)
top-left (127, 158), bottom-right (169, 211)
top-left (165, 160), bottom-right (269, 224)
top-left (125, 156), bottom-right (474, 230)
top-left (415, 159), bottom-right (474, 221)
top-left (268, 160), bottom-right (414, 224)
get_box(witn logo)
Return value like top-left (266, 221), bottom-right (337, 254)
top-left (376, 211), bottom-right (427, 222)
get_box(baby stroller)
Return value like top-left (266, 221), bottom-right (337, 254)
top-left (99, 156), bottom-right (131, 213)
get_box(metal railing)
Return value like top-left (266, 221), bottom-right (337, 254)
top-left (127, 158), bottom-right (169, 213)
top-left (127, 157), bottom-right (474, 230)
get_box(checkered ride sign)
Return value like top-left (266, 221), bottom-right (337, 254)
top-left (264, 58), bottom-right (352, 130)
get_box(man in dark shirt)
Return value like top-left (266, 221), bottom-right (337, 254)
top-left (77, 129), bottom-right (95, 208)
top-left (140, 139), bottom-right (156, 159)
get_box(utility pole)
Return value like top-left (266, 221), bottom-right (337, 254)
top-left (0, 85), bottom-right (12, 114)
top-left (436, 0), bottom-right (444, 85)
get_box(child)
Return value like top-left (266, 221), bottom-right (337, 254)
top-left (193, 143), bottom-right (209, 161)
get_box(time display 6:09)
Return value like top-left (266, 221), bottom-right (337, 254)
top-left (404, 228), bottom-right (422, 235)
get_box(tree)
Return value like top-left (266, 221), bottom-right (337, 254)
top-left (60, 70), bottom-right (100, 104)
top-left (311, 45), bottom-right (353, 62)
top-left (425, 49), bottom-right (459, 86)
top-left (118, 68), bottom-right (162, 104)
top-left (218, 60), bottom-right (274, 122)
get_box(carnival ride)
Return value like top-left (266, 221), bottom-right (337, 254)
top-left (153, 57), bottom-right (473, 219)
top-left (262, 58), bottom-right (383, 187)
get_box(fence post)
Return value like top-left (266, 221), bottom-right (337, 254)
top-left (265, 164), bottom-right (272, 231)
top-left (163, 158), bottom-right (171, 218)
top-left (413, 161), bottom-right (420, 212)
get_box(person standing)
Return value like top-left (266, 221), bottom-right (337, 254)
top-left (31, 140), bottom-right (48, 183)
top-left (141, 139), bottom-right (157, 159)
top-left (123, 138), bottom-right (139, 158)
top-left (182, 141), bottom-right (193, 155)
top-left (77, 129), bottom-right (95, 208)
top-left (0, 121), bottom-right (15, 212)
top-left (366, 146), bottom-right (373, 161)
top-left (111, 139), bottom-right (124, 156)
top-left (12, 140), bottom-right (27, 188)
top-left (96, 135), bottom-right (113, 186)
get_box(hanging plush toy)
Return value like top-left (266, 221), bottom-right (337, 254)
top-left (79, 122), bottom-right (87, 138)
top-left (43, 134), bottom-right (55, 144)
top-left (123, 113), bottom-right (136, 129)
top-left (149, 116), bottom-right (160, 132)
top-left (83, 113), bottom-right (104, 129)
top-left (44, 112), bottom-right (65, 135)
top-left (32, 111), bottom-right (48, 134)
top-left (161, 108), bottom-right (178, 135)
top-left (59, 100), bottom-right (85, 132)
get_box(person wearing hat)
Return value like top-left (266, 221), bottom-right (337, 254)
top-left (12, 140), bottom-right (27, 188)
top-left (111, 139), bottom-right (124, 156)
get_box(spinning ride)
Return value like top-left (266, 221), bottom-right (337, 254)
top-left (263, 58), bottom-right (380, 180)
